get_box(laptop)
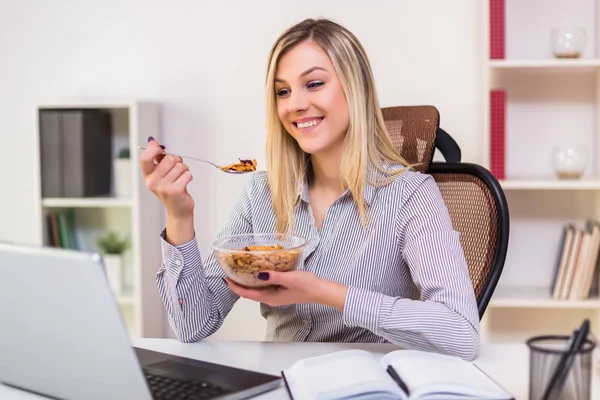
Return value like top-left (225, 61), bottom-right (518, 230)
top-left (0, 241), bottom-right (282, 400)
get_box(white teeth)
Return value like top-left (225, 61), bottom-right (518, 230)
top-left (297, 119), bottom-right (322, 129)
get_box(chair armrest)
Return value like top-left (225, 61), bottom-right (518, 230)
top-left (435, 128), bottom-right (462, 163)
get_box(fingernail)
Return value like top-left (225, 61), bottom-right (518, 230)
top-left (257, 272), bottom-right (269, 281)
top-left (147, 136), bottom-right (155, 143)
top-left (159, 145), bottom-right (166, 150)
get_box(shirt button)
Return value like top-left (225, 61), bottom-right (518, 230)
top-left (175, 259), bottom-right (182, 266)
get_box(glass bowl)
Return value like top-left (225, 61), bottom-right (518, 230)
top-left (211, 233), bottom-right (308, 288)
top-left (552, 146), bottom-right (587, 180)
top-left (551, 26), bottom-right (586, 58)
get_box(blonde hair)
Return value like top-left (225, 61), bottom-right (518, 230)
top-left (265, 18), bottom-right (412, 233)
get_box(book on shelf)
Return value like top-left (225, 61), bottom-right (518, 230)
top-left (551, 219), bottom-right (600, 300)
top-left (281, 348), bottom-right (513, 400)
top-left (39, 109), bottom-right (112, 198)
top-left (489, 0), bottom-right (505, 60)
top-left (489, 89), bottom-right (506, 180)
top-left (45, 210), bottom-right (78, 250)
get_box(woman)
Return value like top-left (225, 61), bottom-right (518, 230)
top-left (140, 18), bottom-right (480, 361)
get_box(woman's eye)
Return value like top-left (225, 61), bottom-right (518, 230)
top-left (277, 88), bottom-right (290, 97)
top-left (307, 81), bottom-right (324, 89)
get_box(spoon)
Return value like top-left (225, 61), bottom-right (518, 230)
top-left (137, 146), bottom-right (256, 174)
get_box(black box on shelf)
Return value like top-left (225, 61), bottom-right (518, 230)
top-left (39, 109), bottom-right (112, 198)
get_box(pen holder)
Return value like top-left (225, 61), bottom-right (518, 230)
top-left (526, 335), bottom-right (595, 400)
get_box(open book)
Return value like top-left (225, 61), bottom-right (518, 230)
top-left (281, 349), bottom-right (513, 400)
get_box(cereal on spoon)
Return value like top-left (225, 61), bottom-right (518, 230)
top-left (219, 158), bottom-right (258, 172)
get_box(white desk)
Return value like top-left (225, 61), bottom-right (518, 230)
top-left (0, 339), bottom-right (597, 399)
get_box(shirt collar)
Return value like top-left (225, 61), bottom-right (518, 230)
top-left (298, 161), bottom-right (377, 206)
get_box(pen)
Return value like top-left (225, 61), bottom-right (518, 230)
top-left (541, 319), bottom-right (590, 400)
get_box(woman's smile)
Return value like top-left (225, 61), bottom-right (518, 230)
top-left (293, 117), bottom-right (324, 132)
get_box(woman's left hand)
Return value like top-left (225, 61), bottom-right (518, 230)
top-left (224, 271), bottom-right (348, 311)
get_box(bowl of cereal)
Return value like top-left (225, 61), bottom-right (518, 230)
top-left (212, 233), bottom-right (307, 288)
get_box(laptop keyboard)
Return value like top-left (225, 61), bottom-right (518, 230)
top-left (145, 372), bottom-right (230, 399)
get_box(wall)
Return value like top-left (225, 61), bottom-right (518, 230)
top-left (0, 0), bottom-right (484, 340)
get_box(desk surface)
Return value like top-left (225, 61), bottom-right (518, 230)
top-left (1, 339), bottom-right (598, 399)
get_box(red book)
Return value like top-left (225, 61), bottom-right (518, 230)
top-left (490, 90), bottom-right (506, 180)
top-left (490, 0), bottom-right (505, 59)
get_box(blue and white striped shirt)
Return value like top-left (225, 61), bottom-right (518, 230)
top-left (156, 165), bottom-right (480, 360)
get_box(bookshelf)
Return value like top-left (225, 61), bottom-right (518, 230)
top-left (41, 198), bottom-right (134, 208)
top-left (481, 0), bottom-right (600, 343)
top-left (489, 286), bottom-right (600, 309)
top-left (489, 58), bottom-right (600, 69)
top-left (33, 100), bottom-right (165, 338)
top-left (501, 179), bottom-right (600, 190)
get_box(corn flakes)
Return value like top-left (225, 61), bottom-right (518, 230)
top-left (219, 158), bottom-right (257, 172)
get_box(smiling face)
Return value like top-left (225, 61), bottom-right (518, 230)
top-left (274, 41), bottom-right (350, 157)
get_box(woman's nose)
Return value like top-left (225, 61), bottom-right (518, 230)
top-left (287, 91), bottom-right (309, 113)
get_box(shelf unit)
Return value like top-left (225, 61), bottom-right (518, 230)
top-left (481, 0), bottom-right (600, 343)
top-left (500, 179), bottom-right (600, 190)
top-left (489, 58), bottom-right (600, 69)
top-left (489, 286), bottom-right (600, 309)
top-left (33, 100), bottom-right (165, 338)
top-left (41, 198), bottom-right (134, 208)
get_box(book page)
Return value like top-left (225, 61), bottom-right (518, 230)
top-left (283, 349), bottom-right (405, 400)
top-left (380, 350), bottom-right (511, 399)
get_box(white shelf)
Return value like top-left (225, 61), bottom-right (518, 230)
top-left (500, 179), bottom-right (600, 190)
top-left (489, 286), bottom-right (600, 309)
top-left (481, 0), bottom-right (600, 343)
top-left (117, 293), bottom-right (137, 306)
top-left (37, 99), bottom-right (142, 110)
top-left (42, 197), bottom-right (133, 208)
top-left (35, 100), bottom-right (164, 339)
top-left (489, 59), bottom-right (600, 70)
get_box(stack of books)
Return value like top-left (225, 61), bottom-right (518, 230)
top-left (45, 210), bottom-right (78, 250)
top-left (550, 220), bottom-right (600, 300)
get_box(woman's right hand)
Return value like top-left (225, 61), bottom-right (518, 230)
top-left (140, 138), bottom-right (195, 220)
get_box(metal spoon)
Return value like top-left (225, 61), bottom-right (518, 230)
top-left (137, 146), bottom-right (255, 174)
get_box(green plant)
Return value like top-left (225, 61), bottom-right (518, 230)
top-left (95, 231), bottom-right (130, 254)
top-left (118, 147), bottom-right (130, 159)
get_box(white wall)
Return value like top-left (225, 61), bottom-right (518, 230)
top-left (0, 0), bottom-right (484, 340)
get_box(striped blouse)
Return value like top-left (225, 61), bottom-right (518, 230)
top-left (156, 165), bottom-right (480, 361)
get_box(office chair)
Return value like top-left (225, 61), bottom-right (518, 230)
top-left (381, 105), bottom-right (510, 319)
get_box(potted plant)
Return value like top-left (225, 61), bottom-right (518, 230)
top-left (95, 231), bottom-right (130, 295)
top-left (114, 147), bottom-right (131, 198)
